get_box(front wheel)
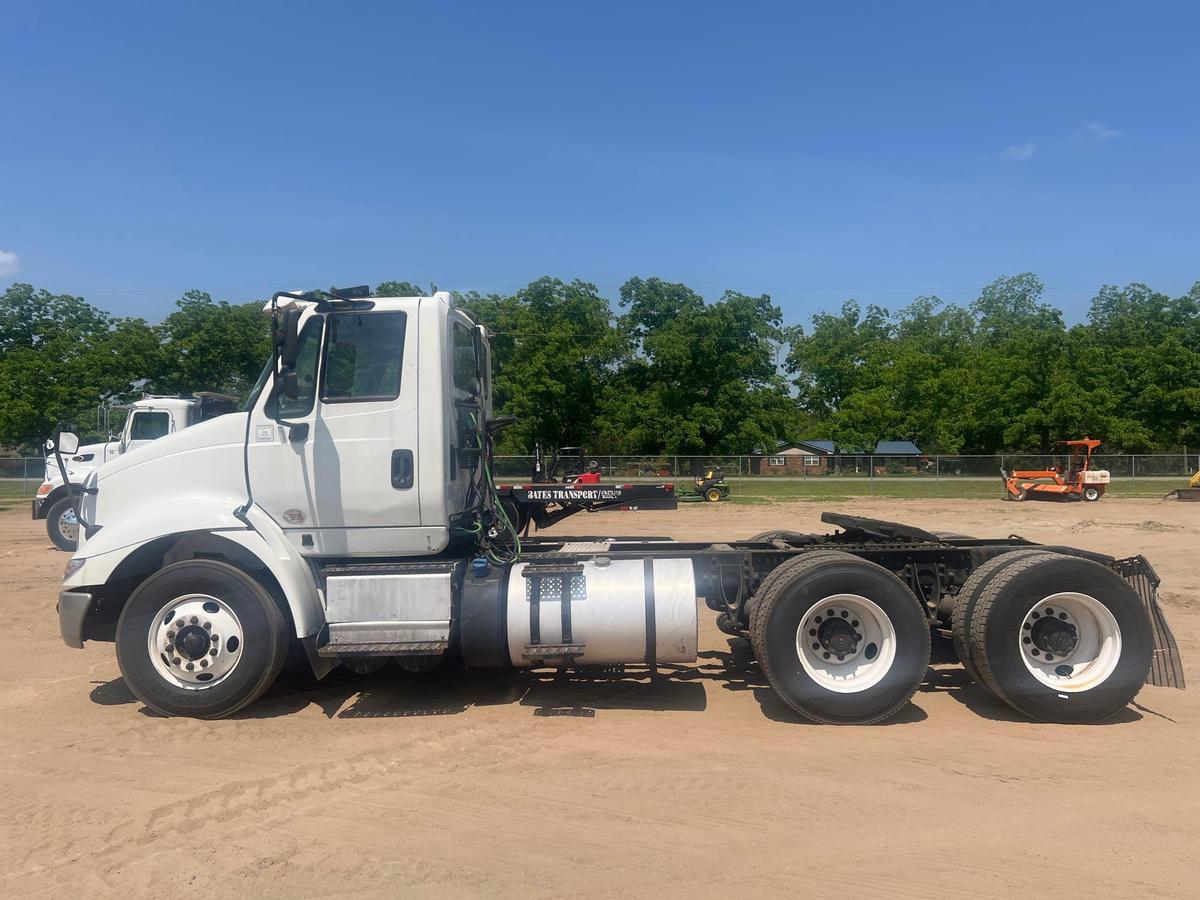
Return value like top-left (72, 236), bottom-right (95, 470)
top-left (45, 496), bottom-right (79, 551)
top-left (115, 560), bottom-right (289, 718)
top-left (1082, 486), bottom-right (1101, 502)
top-left (749, 551), bottom-right (930, 724)
top-left (705, 487), bottom-right (722, 502)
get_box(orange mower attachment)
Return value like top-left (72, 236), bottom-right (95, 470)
top-left (1001, 438), bottom-right (1109, 502)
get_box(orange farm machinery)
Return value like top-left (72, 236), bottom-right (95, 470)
top-left (1002, 438), bottom-right (1110, 502)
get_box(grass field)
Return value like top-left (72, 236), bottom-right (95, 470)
top-left (720, 475), bottom-right (1185, 502)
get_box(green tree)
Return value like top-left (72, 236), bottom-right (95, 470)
top-left (155, 291), bottom-right (271, 397)
top-left (0, 284), bottom-right (163, 447)
top-left (460, 278), bottom-right (628, 452)
top-left (600, 280), bottom-right (795, 454)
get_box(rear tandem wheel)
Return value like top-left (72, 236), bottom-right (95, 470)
top-left (749, 551), bottom-right (931, 724)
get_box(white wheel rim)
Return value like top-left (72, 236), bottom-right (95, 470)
top-left (1018, 592), bottom-right (1121, 692)
top-left (795, 594), bottom-right (897, 694)
top-left (147, 594), bottom-right (245, 690)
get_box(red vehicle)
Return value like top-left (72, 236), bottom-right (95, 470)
top-left (1002, 438), bottom-right (1110, 502)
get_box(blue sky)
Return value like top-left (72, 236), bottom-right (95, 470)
top-left (2, 1), bottom-right (1197, 324)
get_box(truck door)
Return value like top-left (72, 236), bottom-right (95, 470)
top-left (247, 305), bottom-right (425, 555)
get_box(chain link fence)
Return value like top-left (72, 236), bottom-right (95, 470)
top-left (2, 452), bottom-right (1196, 507)
top-left (491, 452), bottom-right (1198, 500)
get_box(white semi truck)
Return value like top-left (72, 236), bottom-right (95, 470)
top-left (53, 288), bottom-right (1185, 722)
top-left (35, 393), bottom-right (237, 550)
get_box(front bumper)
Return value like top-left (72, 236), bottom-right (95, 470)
top-left (58, 591), bottom-right (92, 649)
top-left (32, 496), bottom-right (46, 519)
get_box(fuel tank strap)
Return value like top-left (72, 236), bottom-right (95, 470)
top-left (643, 557), bottom-right (657, 667)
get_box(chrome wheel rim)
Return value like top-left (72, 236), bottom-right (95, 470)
top-left (57, 507), bottom-right (79, 543)
top-left (795, 593), bottom-right (897, 694)
top-left (1018, 592), bottom-right (1121, 692)
top-left (147, 594), bottom-right (245, 690)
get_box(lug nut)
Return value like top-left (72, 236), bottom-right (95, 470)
top-left (1045, 607), bottom-right (1054, 615)
top-left (200, 659), bottom-right (208, 668)
top-left (822, 652), bottom-right (831, 660)
top-left (809, 629), bottom-right (817, 636)
top-left (176, 619), bottom-right (184, 628)
top-left (189, 616), bottom-right (198, 625)
top-left (209, 648), bottom-right (218, 656)
top-left (186, 662), bottom-right (194, 671)
top-left (1023, 637), bottom-right (1031, 644)
top-left (826, 609), bottom-right (834, 617)
top-left (812, 642), bottom-right (820, 650)
top-left (1058, 612), bottom-right (1068, 620)
top-left (172, 657), bottom-right (181, 666)
top-left (211, 634), bottom-right (219, 642)
top-left (204, 621), bottom-right (212, 630)
top-left (851, 620), bottom-right (859, 627)
top-left (1023, 622), bottom-right (1031, 630)
top-left (840, 610), bottom-right (848, 618)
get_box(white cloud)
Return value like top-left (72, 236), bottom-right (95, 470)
top-left (0, 250), bottom-right (20, 278)
top-left (1001, 142), bottom-right (1037, 161)
top-left (1083, 120), bottom-right (1121, 140)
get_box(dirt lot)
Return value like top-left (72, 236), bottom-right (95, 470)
top-left (2, 498), bottom-right (1198, 897)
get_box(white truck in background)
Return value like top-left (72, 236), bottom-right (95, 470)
top-left (35, 393), bottom-right (237, 550)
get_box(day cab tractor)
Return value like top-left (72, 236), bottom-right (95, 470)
top-left (54, 288), bottom-right (1184, 725)
top-left (1001, 438), bottom-right (1110, 502)
top-left (35, 393), bottom-right (238, 550)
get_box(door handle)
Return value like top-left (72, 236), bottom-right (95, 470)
top-left (391, 449), bottom-right (414, 489)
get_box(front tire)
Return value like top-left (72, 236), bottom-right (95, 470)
top-left (1082, 486), bottom-right (1101, 502)
top-left (750, 551), bottom-right (930, 724)
top-left (115, 560), bottom-right (289, 719)
top-left (45, 496), bottom-right (79, 551)
top-left (967, 554), bottom-right (1152, 723)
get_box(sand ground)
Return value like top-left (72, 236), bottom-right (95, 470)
top-left (1, 498), bottom-right (1197, 897)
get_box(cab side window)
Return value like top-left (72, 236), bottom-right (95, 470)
top-left (322, 312), bottom-right (407, 402)
top-left (129, 411), bottom-right (170, 440)
top-left (268, 317), bottom-right (324, 419)
top-left (452, 323), bottom-right (480, 396)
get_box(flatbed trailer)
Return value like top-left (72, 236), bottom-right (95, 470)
top-left (53, 288), bottom-right (1186, 724)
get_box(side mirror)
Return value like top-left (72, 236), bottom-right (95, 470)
top-left (275, 308), bottom-right (302, 369)
top-left (53, 432), bottom-right (80, 455)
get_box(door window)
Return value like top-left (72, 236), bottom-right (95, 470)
top-left (129, 410), bottom-right (170, 440)
top-left (268, 316), bottom-right (324, 419)
top-left (322, 312), bottom-right (407, 402)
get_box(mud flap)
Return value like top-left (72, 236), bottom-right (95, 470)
top-left (1115, 556), bottom-right (1186, 689)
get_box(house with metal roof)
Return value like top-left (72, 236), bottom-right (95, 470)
top-left (872, 440), bottom-right (923, 456)
top-left (755, 439), bottom-right (840, 475)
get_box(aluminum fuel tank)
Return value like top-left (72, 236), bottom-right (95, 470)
top-left (505, 556), bottom-right (698, 666)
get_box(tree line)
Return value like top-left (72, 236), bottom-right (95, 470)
top-left (1, 274), bottom-right (1196, 454)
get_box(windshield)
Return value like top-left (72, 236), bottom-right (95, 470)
top-left (243, 358), bottom-right (273, 412)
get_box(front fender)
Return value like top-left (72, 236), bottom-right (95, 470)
top-left (65, 500), bottom-right (324, 638)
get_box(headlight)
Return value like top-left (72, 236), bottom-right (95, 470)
top-left (63, 558), bottom-right (85, 581)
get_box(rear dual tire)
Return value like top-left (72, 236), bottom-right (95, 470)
top-left (750, 551), bottom-right (930, 724)
top-left (957, 552), bottom-right (1152, 723)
